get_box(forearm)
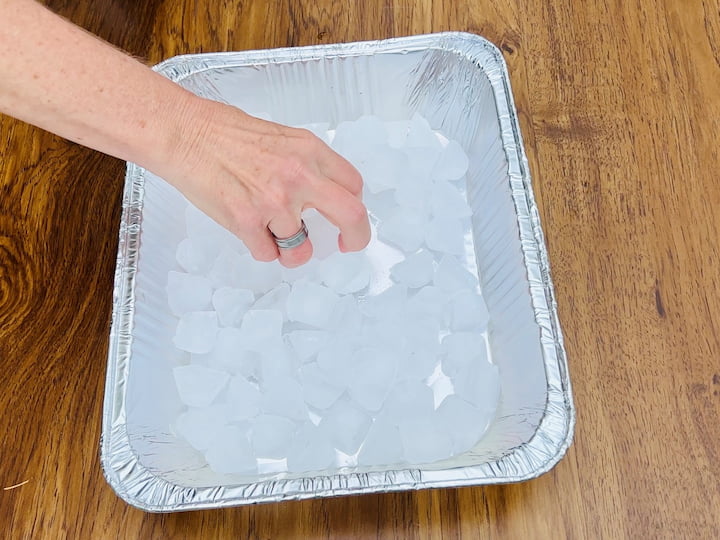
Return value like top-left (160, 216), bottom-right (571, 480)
top-left (0, 0), bottom-right (370, 267)
top-left (0, 0), bottom-right (196, 173)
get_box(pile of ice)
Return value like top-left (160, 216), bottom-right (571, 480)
top-left (167, 114), bottom-right (500, 475)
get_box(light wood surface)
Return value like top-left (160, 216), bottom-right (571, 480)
top-left (1, 0), bottom-right (719, 538)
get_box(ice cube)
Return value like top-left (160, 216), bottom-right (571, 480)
top-left (212, 287), bottom-right (255, 327)
top-left (430, 370), bottom-right (455, 409)
top-left (173, 311), bottom-right (219, 354)
top-left (332, 115), bottom-right (388, 156)
top-left (359, 317), bottom-right (405, 353)
top-left (175, 405), bottom-right (227, 451)
top-left (231, 349), bottom-right (264, 382)
top-left (382, 381), bottom-right (435, 424)
top-left (286, 280), bottom-right (339, 328)
top-left (406, 286), bottom-right (447, 321)
top-left (286, 422), bottom-right (336, 473)
top-left (403, 146), bottom-right (442, 185)
top-left (195, 327), bottom-right (244, 370)
top-left (357, 417), bottom-right (403, 467)
top-left (237, 255), bottom-right (283, 294)
top-left (260, 376), bottom-right (308, 421)
top-left (430, 181), bottom-right (472, 218)
top-left (327, 294), bottom-right (363, 338)
top-left (281, 257), bottom-right (320, 283)
top-left (250, 415), bottom-right (297, 459)
top-left (317, 252), bottom-right (371, 294)
top-left (359, 284), bottom-right (407, 319)
top-left (224, 375), bottom-right (261, 421)
top-left (432, 140), bottom-right (470, 181)
top-left (196, 329), bottom-right (267, 380)
top-left (385, 119), bottom-right (411, 148)
top-left (449, 291), bottom-right (490, 332)
top-left (354, 115), bottom-right (389, 142)
top-left (166, 271), bottom-right (213, 316)
top-left (451, 360), bottom-right (501, 412)
top-left (394, 175), bottom-right (432, 212)
top-left (397, 347), bottom-right (440, 383)
top-left (207, 248), bottom-right (245, 289)
top-left (405, 113), bottom-right (442, 149)
top-left (319, 398), bottom-right (372, 455)
top-left (205, 425), bottom-right (256, 474)
top-left (348, 347), bottom-right (398, 411)
top-left (175, 238), bottom-right (212, 275)
top-left (378, 207), bottom-right (426, 252)
top-left (433, 255), bottom-right (479, 293)
top-left (396, 318), bottom-right (442, 381)
top-left (441, 332), bottom-right (487, 379)
top-left (404, 317), bottom-right (443, 356)
top-left (252, 283), bottom-right (291, 319)
top-left (302, 209), bottom-right (339, 260)
top-left (239, 309), bottom-right (284, 351)
top-left (390, 249), bottom-right (435, 288)
top-left (185, 204), bottom-right (241, 256)
top-left (364, 190), bottom-right (400, 222)
top-left (300, 362), bottom-right (345, 410)
top-left (398, 416), bottom-right (452, 464)
top-left (436, 394), bottom-right (491, 454)
top-left (173, 364), bottom-right (229, 407)
top-left (287, 330), bottom-right (329, 363)
top-left (353, 145), bottom-right (407, 194)
top-left (316, 337), bottom-right (354, 389)
top-left (257, 341), bottom-right (296, 382)
top-left (425, 216), bottom-right (466, 256)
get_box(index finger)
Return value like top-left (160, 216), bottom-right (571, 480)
top-left (315, 141), bottom-right (364, 198)
top-left (308, 179), bottom-right (371, 252)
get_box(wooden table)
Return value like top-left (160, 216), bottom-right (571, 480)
top-left (2, 1), bottom-right (719, 537)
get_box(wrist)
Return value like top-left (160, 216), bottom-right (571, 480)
top-left (133, 83), bottom-right (206, 180)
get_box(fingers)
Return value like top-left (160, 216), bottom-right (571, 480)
top-left (307, 179), bottom-right (371, 253)
top-left (241, 175), bottom-right (369, 264)
top-left (196, 119), bottom-right (369, 266)
top-left (267, 214), bottom-right (313, 268)
top-left (319, 151), bottom-right (363, 198)
top-left (304, 134), bottom-right (369, 250)
top-left (295, 129), bottom-right (364, 198)
top-left (236, 220), bottom-right (279, 263)
top-left (265, 131), bottom-right (368, 258)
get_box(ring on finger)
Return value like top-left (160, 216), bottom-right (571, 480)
top-left (271, 220), bottom-right (308, 249)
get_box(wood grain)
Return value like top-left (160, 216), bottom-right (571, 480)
top-left (1, 0), bottom-right (719, 538)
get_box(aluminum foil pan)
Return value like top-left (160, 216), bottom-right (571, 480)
top-left (102, 32), bottom-right (574, 512)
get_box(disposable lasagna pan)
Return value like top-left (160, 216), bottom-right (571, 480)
top-left (101, 32), bottom-right (574, 512)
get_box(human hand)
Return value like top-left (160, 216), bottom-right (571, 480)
top-left (0, 0), bottom-right (372, 269)
top-left (0, 0), bottom-right (369, 268)
top-left (161, 97), bottom-right (371, 268)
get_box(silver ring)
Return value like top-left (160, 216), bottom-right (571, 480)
top-left (272, 220), bottom-right (308, 249)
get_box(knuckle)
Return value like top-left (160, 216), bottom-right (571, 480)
top-left (294, 128), bottom-right (317, 143)
top-left (228, 207), bottom-right (264, 237)
top-left (294, 130), bottom-right (327, 160)
top-left (223, 204), bottom-right (278, 263)
top-left (348, 168), bottom-right (364, 193)
top-left (280, 155), bottom-right (310, 184)
top-left (344, 198), bottom-right (369, 226)
top-left (264, 184), bottom-right (294, 214)
top-left (248, 234), bottom-right (278, 262)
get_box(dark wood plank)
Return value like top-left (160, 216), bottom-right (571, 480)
top-left (1, 0), bottom-right (719, 538)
